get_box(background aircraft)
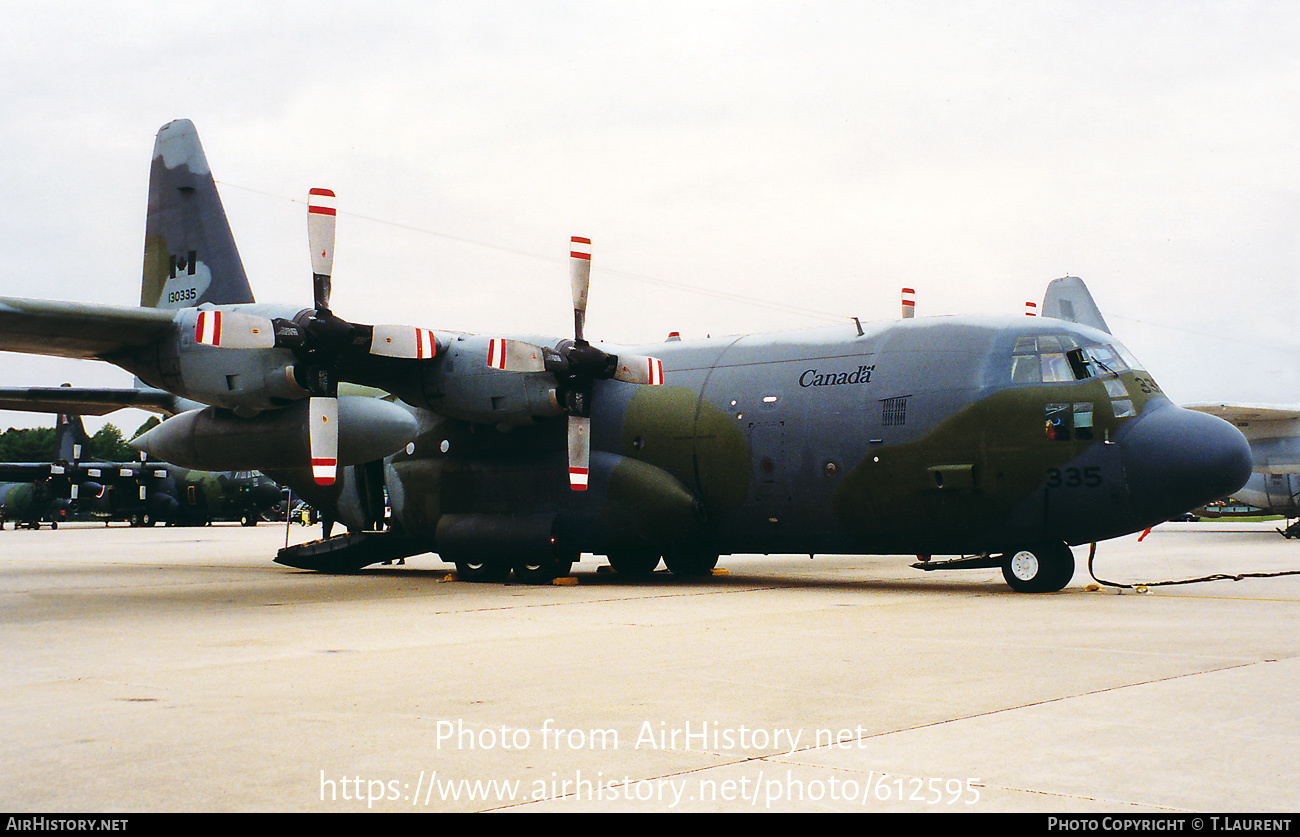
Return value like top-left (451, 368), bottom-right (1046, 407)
top-left (1181, 405), bottom-right (1300, 534)
top-left (1041, 276), bottom-right (1300, 535)
top-left (0, 120), bottom-right (1252, 591)
top-left (0, 410), bottom-right (281, 528)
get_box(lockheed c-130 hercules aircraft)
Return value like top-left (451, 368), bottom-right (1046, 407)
top-left (0, 120), bottom-right (1252, 592)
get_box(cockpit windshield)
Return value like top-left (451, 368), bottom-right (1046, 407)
top-left (1008, 333), bottom-right (1142, 384)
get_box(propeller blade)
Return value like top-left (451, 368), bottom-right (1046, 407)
top-left (487, 338), bottom-right (546, 372)
top-left (570, 236), bottom-right (591, 342)
top-left (901, 287), bottom-right (916, 319)
top-left (308, 396), bottom-right (338, 485)
top-left (612, 354), bottom-right (665, 386)
top-left (194, 310), bottom-right (277, 349)
top-left (370, 325), bottom-right (438, 359)
top-left (567, 414), bottom-right (590, 491)
top-left (308, 188), bottom-right (337, 311)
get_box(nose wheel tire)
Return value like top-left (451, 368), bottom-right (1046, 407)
top-left (1001, 542), bottom-right (1074, 593)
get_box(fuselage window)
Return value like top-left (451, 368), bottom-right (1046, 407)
top-left (1046, 403), bottom-right (1070, 441)
top-left (1073, 402), bottom-right (1094, 440)
top-left (1045, 401), bottom-right (1095, 441)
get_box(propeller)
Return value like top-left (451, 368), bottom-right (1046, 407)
top-left (487, 236), bottom-right (666, 491)
top-left (192, 188), bottom-right (440, 485)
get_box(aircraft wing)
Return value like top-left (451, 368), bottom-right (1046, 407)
top-left (1184, 403), bottom-right (1300, 424)
top-left (0, 298), bottom-right (175, 359)
top-left (1187, 403), bottom-right (1300, 474)
top-left (0, 463), bottom-right (62, 482)
top-left (0, 386), bottom-right (194, 417)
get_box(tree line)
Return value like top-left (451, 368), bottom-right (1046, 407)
top-left (0, 417), bottom-right (160, 462)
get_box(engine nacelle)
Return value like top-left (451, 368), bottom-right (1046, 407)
top-left (413, 334), bottom-right (563, 425)
top-left (131, 396), bottom-right (419, 471)
top-left (154, 304), bottom-right (311, 412)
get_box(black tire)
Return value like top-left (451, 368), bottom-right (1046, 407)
top-left (455, 560), bottom-right (512, 583)
top-left (606, 549), bottom-right (661, 578)
top-left (664, 543), bottom-right (719, 577)
top-left (515, 553), bottom-right (575, 585)
top-left (1001, 542), bottom-right (1074, 593)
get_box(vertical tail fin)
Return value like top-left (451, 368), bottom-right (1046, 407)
top-left (140, 119), bottom-right (256, 309)
top-left (54, 413), bottom-right (92, 463)
top-left (1041, 275), bottom-right (1113, 335)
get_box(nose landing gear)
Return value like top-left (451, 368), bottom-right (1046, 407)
top-left (1001, 542), bottom-right (1075, 593)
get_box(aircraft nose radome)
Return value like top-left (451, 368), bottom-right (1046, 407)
top-left (1119, 404), bottom-right (1252, 523)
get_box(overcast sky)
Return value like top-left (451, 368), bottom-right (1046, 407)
top-left (0, 1), bottom-right (1296, 436)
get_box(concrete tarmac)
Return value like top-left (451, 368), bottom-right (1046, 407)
top-left (2, 519), bottom-right (1299, 813)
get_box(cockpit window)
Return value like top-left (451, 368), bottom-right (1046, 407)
top-left (1009, 333), bottom-right (1136, 384)
top-left (1041, 353), bottom-right (1073, 382)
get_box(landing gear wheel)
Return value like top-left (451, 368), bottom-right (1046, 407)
top-left (515, 553), bottom-right (575, 585)
top-left (454, 560), bottom-right (512, 583)
top-left (606, 548), bottom-right (661, 578)
top-left (664, 544), bottom-right (719, 577)
top-left (1001, 542), bottom-right (1074, 593)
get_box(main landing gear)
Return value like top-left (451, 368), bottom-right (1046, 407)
top-left (605, 547), bottom-right (661, 578)
top-left (453, 551), bottom-right (576, 585)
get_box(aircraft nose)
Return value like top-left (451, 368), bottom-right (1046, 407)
top-left (1119, 403), bottom-right (1251, 523)
top-left (252, 481), bottom-right (283, 508)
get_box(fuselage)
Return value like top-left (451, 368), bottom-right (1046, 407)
top-left (284, 313), bottom-right (1250, 562)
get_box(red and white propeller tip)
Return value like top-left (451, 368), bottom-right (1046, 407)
top-left (487, 338), bottom-right (545, 372)
top-left (309, 397), bottom-right (338, 485)
top-left (194, 310), bottom-right (275, 349)
top-left (570, 236), bottom-right (591, 342)
top-left (371, 325), bottom-right (437, 359)
top-left (614, 356), bottom-right (664, 386)
top-left (308, 188), bottom-right (337, 280)
top-left (567, 416), bottom-right (590, 491)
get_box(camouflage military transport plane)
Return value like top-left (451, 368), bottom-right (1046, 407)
top-left (0, 120), bottom-right (1252, 591)
top-left (0, 411), bottom-right (281, 528)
